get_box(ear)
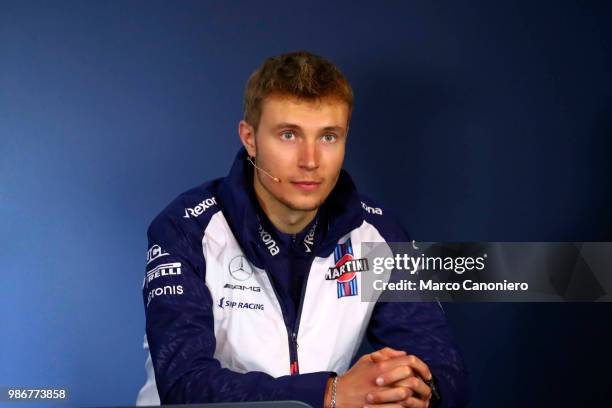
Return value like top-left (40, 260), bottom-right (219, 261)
top-left (238, 120), bottom-right (257, 157)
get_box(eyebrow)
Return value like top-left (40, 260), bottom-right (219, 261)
top-left (272, 122), bottom-right (345, 132)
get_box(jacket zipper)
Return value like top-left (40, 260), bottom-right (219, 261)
top-left (258, 228), bottom-right (317, 376)
top-left (288, 232), bottom-right (316, 375)
top-left (289, 234), bottom-right (299, 374)
top-left (290, 263), bottom-right (312, 375)
top-left (265, 235), bottom-right (314, 376)
top-left (259, 265), bottom-right (297, 375)
top-left (258, 247), bottom-right (305, 377)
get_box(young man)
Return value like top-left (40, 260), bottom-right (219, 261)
top-left (137, 51), bottom-right (468, 408)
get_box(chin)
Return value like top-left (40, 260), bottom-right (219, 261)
top-left (282, 196), bottom-right (326, 212)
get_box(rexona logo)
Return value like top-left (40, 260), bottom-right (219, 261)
top-left (361, 201), bottom-right (383, 215)
top-left (258, 225), bottom-right (279, 256)
top-left (184, 197), bottom-right (217, 218)
top-left (217, 296), bottom-right (264, 310)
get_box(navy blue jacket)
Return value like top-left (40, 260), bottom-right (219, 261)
top-left (141, 148), bottom-right (469, 407)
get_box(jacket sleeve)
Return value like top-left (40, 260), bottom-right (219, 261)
top-left (143, 213), bottom-right (331, 407)
top-left (366, 300), bottom-right (469, 407)
top-left (365, 219), bottom-right (469, 408)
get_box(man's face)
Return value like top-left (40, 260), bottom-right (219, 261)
top-left (243, 94), bottom-right (349, 212)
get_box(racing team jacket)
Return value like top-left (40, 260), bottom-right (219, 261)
top-left (138, 148), bottom-right (469, 407)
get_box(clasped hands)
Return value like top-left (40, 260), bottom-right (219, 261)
top-left (324, 347), bottom-right (433, 408)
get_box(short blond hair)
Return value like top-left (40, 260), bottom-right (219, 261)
top-left (243, 51), bottom-right (353, 131)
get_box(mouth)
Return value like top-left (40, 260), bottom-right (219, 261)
top-left (290, 180), bottom-right (322, 192)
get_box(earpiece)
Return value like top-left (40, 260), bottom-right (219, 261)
top-left (247, 156), bottom-right (281, 183)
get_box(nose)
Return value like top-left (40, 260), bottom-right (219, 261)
top-left (297, 140), bottom-right (319, 171)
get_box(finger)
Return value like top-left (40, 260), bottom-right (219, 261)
top-left (402, 376), bottom-right (432, 401)
top-left (370, 347), bottom-right (407, 363)
top-left (394, 378), bottom-right (413, 387)
top-left (375, 364), bottom-right (414, 386)
top-left (380, 347), bottom-right (407, 357)
top-left (401, 396), bottom-right (428, 408)
top-left (367, 386), bottom-right (413, 404)
top-left (377, 355), bottom-right (431, 381)
top-left (404, 355), bottom-right (432, 382)
top-left (376, 355), bottom-right (422, 374)
top-left (369, 351), bottom-right (391, 363)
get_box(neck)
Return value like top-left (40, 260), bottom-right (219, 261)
top-left (253, 175), bottom-right (317, 235)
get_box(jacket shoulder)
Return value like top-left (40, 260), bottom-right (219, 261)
top-left (147, 178), bottom-right (223, 250)
top-left (358, 194), bottom-right (410, 242)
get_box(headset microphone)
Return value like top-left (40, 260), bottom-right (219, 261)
top-left (247, 156), bottom-right (281, 183)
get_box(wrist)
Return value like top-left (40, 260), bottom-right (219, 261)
top-left (323, 374), bottom-right (338, 408)
top-left (323, 377), bottom-right (332, 408)
top-left (425, 374), bottom-right (441, 407)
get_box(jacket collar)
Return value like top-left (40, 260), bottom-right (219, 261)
top-left (217, 148), bottom-right (364, 268)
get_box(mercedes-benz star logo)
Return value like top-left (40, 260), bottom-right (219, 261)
top-left (229, 255), bottom-right (253, 281)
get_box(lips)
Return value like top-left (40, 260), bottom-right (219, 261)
top-left (290, 181), bottom-right (322, 192)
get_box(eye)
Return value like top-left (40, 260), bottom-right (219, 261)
top-left (280, 131), bottom-right (295, 141)
top-left (321, 134), bottom-right (337, 143)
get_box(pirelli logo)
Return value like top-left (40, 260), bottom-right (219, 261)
top-left (146, 262), bottom-right (182, 287)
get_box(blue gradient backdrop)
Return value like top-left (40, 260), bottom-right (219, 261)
top-left (1, 1), bottom-right (611, 407)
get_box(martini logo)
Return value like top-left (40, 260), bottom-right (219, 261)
top-left (326, 238), bottom-right (368, 298)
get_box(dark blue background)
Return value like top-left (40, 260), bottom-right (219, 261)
top-left (1, 1), bottom-right (611, 406)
